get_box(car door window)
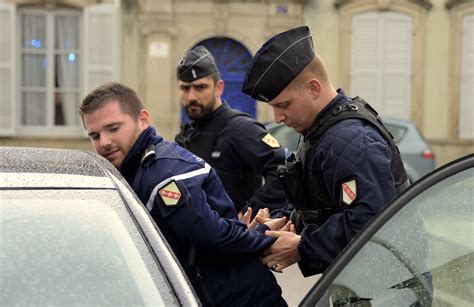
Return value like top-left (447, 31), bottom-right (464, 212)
top-left (314, 166), bottom-right (473, 306)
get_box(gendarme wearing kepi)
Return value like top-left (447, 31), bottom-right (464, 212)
top-left (177, 45), bottom-right (218, 82)
top-left (242, 26), bottom-right (315, 102)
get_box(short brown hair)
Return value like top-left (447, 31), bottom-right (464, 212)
top-left (287, 55), bottom-right (330, 92)
top-left (79, 82), bottom-right (144, 120)
top-left (300, 55), bottom-right (329, 84)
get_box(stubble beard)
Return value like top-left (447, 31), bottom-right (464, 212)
top-left (185, 96), bottom-right (217, 120)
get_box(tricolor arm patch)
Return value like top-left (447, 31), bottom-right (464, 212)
top-left (261, 133), bottom-right (280, 148)
top-left (341, 179), bottom-right (357, 206)
top-left (158, 180), bottom-right (182, 206)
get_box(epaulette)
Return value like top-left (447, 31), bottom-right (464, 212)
top-left (141, 145), bottom-right (156, 167)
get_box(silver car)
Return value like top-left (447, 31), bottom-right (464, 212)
top-left (0, 147), bottom-right (199, 306)
top-left (266, 117), bottom-right (436, 182)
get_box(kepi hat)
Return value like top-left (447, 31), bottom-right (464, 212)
top-left (177, 45), bottom-right (218, 82)
top-left (242, 26), bottom-right (315, 102)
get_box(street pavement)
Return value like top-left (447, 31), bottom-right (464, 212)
top-left (273, 265), bottom-right (321, 306)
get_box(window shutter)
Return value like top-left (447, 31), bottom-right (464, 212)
top-left (351, 12), bottom-right (379, 107)
top-left (83, 3), bottom-right (117, 96)
top-left (351, 12), bottom-right (412, 119)
top-left (459, 14), bottom-right (474, 139)
top-left (381, 13), bottom-right (412, 119)
top-left (0, 3), bottom-right (16, 136)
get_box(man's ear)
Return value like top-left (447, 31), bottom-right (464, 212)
top-left (215, 79), bottom-right (224, 97)
top-left (138, 109), bottom-right (151, 129)
top-left (308, 79), bottom-right (321, 100)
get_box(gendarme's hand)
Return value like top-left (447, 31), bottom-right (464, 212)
top-left (241, 207), bottom-right (289, 231)
top-left (241, 207), bottom-right (270, 230)
top-left (261, 228), bottom-right (301, 273)
top-left (255, 214), bottom-right (293, 232)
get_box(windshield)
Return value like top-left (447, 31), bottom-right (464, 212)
top-left (0, 189), bottom-right (174, 306)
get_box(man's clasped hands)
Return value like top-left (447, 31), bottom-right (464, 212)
top-left (239, 207), bottom-right (302, 273)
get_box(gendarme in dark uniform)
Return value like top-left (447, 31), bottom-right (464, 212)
top-left (175, 46), bottom-right (287, 214)
top-left (242, 26), bottom-right (410, 276)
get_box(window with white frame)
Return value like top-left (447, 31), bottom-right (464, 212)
top-left (350, 11), bottom-right (412, 119)
top-left (0, 3), bottom-right (116, 137)
top-left (19, 9), bottom-right (81, 128)
top-left (459, 14), bottom-right (474, 139)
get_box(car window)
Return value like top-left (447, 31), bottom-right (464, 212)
top-left (0, 189), bottom-right (177, 306)
top-left (314, 166), bottom-right (473, 306)
top-left (384, 123), bottom-right (407, 143)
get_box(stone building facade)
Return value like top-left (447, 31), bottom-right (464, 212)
top-left (0, 0), bottom-right (472, 166)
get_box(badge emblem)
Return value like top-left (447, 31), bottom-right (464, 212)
top-left (342, 179), bottom-right (357, 206)
top-left (159, 181), bottom-right (182, 206)
top-left (261, 133), bottom-right (280, 148)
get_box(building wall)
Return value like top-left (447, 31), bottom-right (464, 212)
top-left (305, 0), bottom-right (473, 166)
top-left (135, 0), bottom-right (304, 140)
top-left (0, 0), bottom-right (110, 151)
top-left (1, 0), bottom-right (473, 166)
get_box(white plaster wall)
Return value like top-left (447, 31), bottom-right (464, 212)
top-left (423, 0), bottom-right (451, 140)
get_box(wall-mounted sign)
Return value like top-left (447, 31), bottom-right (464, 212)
top-left (148, 42), bottom-right (169, 58)
top-left (276, 5), bottom-right (288, 15)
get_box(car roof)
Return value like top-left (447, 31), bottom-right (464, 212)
top-left (0, 146), bottom-right (122, 189)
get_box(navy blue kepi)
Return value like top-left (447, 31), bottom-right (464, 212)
top-left (242, 26), bottom-right (315, 102)
top-left (177, 45), bottom-right (218, 82)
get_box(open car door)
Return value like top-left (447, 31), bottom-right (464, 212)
top-left (300, 154), bottom-right (473, 306)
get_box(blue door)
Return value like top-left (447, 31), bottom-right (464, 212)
top-left (180, 37), bottom-right (256, 123)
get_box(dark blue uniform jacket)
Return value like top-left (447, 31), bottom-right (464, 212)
top-left (298, 89), bottom-right (397, 271)
top-left (195, 102), bottom-right (288, 213)
top-left (119, 126), bottom-right (285, 307)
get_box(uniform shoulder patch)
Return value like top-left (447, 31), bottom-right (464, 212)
top-left (342, 179), bottom-right (357, 206)
top-left (261, 133), bottom-right (281, 148)
top-left (158, 180), bottom-right (182, 206)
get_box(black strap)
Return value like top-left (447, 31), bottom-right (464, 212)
top-left (306, 97), bottom-right (409, 193)
top-left (175, 107), bottom-right (249, 155)
top-left (307, 97), bottom-right (394, 143)
top-left (175, 107), bottom-right (249, 165)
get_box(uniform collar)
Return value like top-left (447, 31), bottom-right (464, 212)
top-left (119, 126), bottom-right (163, 181)
top-left (305, 88), bottom-right (349, 138)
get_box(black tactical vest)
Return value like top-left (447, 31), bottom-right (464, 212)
top-left (175, 107), bottom-right (262, 212)
top-left (291, 97), bottom-right (409, 227)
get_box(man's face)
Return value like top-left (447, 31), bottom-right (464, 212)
top-left (268, 82), bottom-right (319, 134)
top-left (82, 100), bottom-right (149, 168)
top-left (178, 76), bottom-right (223, 120)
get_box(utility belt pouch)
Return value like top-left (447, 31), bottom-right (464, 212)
top-left (277, 153), bottom-right (306, 208)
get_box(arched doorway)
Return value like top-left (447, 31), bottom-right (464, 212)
top-left (180, 37), bottom-right (255, 123)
